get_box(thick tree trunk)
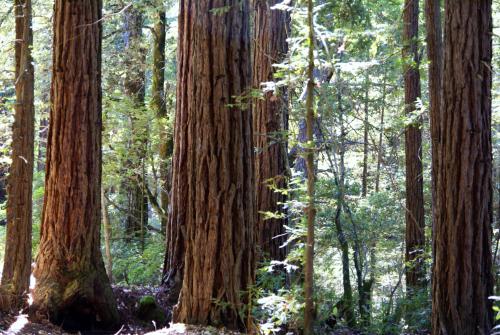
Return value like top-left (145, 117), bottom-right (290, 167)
top-left (169, 1), bottom-right (255, 331)
top-left (431, 1), bottom-right (493, 334)
top-left (123, 6), bottom-right (148, 243)
top-left (252, 0), bottom-right (290, 262)
top-left (31, 0), bottom-right (119, 330)
top-left (0, 0), bottom-right (34, 310)
top-left (403, 0), bottom-right (426, 292)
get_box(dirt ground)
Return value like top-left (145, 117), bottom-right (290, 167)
top-left (0, 286), bottom-right (416, 335)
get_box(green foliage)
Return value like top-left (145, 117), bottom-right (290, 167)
top-left (112, 234), bottom-right (164, 286)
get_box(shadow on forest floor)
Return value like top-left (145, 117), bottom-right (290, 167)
top-left (0, 285), bottom-right (173, 335)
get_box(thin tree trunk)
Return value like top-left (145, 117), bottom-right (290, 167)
top-left (424, 0), bottom-right (443, 309)
top-left (37, 107), bottom-right (48, 172)
top-left (101, 187), bottom-right (113, 284)
top-left (425, 0), bottom-right (442, 226)
top-left (375, 72), bottom-right (386, 193)
top-left (0, 0), bottom-right (34, 311)
top-left (252, 0), bottom-right (290, 262)
top-left (31, 0), bottom-right (119, 330)
top-left (403, 0), bottom-right (425, 292)
top-left (303, 0), bottom-right (316, 333)
top-left (431, 1), bottom-right (493, 334)
top-left (169, 1), bottom-right (255, 331)
top-left (330, 50), bottom-right (356, 328)
top-left (151, 4), bottom-right (171, 236)
top-left (362, 73), bottom-right (369, 197)
top-left (123, 6), bottom-right (148, 243)
top-left (334, 197), bottom-right (355, 327)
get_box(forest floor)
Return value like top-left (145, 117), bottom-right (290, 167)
top-left (0, 286), bottom-right (412, 335)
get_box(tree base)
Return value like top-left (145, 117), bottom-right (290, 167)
top-left (30, 271), bottom-right (119, 332)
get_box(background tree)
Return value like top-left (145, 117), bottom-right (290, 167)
top-left (150, 1), bottom-right (171, 235)
top-left (31, 0), bottom-right (119, 330)
top-left (122, 4), bottom-right (148, 245)
top-left (169, 0), bottom-right (255, 330)
top-left (0, 0), bottom-right (34, 310)
top-left (303, 0), bottom-right (317, 332)
top-left (425, 0), bottom-right (442, 224)
top-left (402, 0), bottom-right (425, 293)
top-left (432, 0), bottom-right (494, 334)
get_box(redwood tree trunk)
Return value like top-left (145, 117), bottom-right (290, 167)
top-left (403, 0), bottom-right (425, 292)
top-left (0, 0), bottom-right (35, 310)
top-left (252, 0), bottom-right (290, 262)
top-left (31, 0), bottom-right (119, 330)
top-left (425, 0), bottom-right (442, 225)
top-left (169, 1), bottom-right (255, 330)
top-left (431, 1), bottom-right (493, 334)
top-left (424, 0), bottom-right (443, 309)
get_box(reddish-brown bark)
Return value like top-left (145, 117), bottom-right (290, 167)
top-left (425, 0), bottom-right (443, 227)
top-left (0, 0), bottom-right (35, 310)
top-left (31, 0), bottom-right (119, 330)
top-left (167, 1), bottom-right (255, 330)
top-left (403, 0), bottom-right (426, 291)
top-left (252, 0), bottom-right (290, 262)
top-left (431, 1), bottom-right (493, 334)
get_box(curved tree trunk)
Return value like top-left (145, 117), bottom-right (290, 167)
top-left (402, 0), bottom-right (425, 292)
top-left (168, 1), bottom-right (255, 331)
top-left (1, 0), bottom-right (34, 311)
top-left (431, 1), bottom-right (493, 334)
top-left (252, 0), bottom-right (290, 262)
top-left (31, 0), bottom-right (119, 330)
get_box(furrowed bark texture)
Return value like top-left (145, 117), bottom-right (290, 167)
top-left (169, 1), bottom-right (255, 331)
top-left (31, 0), bottom-right (119, 330)
top-left (431, 1), bottom-right (493, 334)
top-left (252, 0), bottom-right (290, 262)
top-left (425, 0), bottom-right (442, 230)
top-left (1, 0), bottom-right (35, 310)
top-left (403, 0), bottom-right (426, 291)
